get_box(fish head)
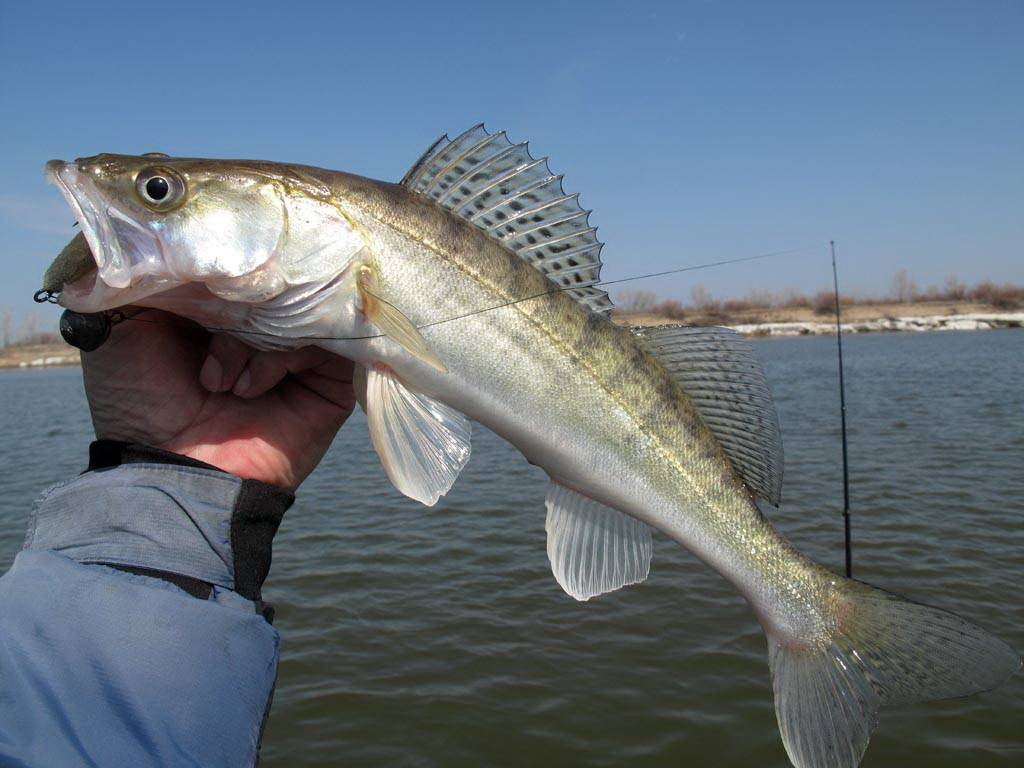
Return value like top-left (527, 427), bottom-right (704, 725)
top-left (45, 154), bottom-right (366, 318)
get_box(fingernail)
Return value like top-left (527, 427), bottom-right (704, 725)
top-left (233, 369), bottom-right (252, 397)
top-left (199, 355), bottom-right (223, 392)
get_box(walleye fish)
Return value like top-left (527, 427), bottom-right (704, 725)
top-left (44, 126), bottom-right (1017, 767)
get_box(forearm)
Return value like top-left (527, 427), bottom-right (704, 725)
top-left (0, 441), bottom-right (292, 768)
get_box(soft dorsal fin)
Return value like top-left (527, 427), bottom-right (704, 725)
top-left (633, 325), bottom-right (784, 506)
top-left (401, 125), bottom-right (613, 315)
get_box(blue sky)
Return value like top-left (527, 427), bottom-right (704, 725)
top-left (1, 1), bottom-right (1021, 328)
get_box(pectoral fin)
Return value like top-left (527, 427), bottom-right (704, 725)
top-left (358, 267), bottom-right (446, 373)
top-left (365, 365), bottom-right (471, 506)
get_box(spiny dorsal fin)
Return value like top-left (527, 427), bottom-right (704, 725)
top-left (633, 325), bottom-right (784, 506)
top-left (400, 131), bottom-right (451, 187)
top-left (401, 125), bottom-right (612, 315)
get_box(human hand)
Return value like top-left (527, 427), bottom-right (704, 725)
top-left (82, 309), bottom-right (356, 490)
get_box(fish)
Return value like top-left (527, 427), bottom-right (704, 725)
top-left (43, 125), bottom-right (1018, 767)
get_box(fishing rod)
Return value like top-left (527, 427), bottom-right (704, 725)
top-left (831, 240), bottom-right (853, 578)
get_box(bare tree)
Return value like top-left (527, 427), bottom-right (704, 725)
top-left (944, 275), bottom-right (966, 301)
top-left (892, 269), bottom-right (918, 303)
top-left (616, 290), bottom-right (657, 312)
top-left (23, 314), bottom-right (38, 344)
top-left (746, 288), bottom-right (776, 308)
top-left (1, 311), bottom-right (11, 348)
top-left (689, 284), bottom-right (713, 309)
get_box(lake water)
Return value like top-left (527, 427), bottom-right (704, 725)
top-left (1, 330), bottom-right (1021, 767)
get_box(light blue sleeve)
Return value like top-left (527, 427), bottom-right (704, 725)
top-left (0, 461), bottom-right (285, 768)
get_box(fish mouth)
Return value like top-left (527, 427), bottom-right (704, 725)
top-left (46, 160), bottom-right (133, 289)
top-left (46, 160), bottom-right (179, 311)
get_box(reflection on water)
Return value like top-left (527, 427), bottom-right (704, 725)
top-left (1, 330), bottom-right (1021, 767)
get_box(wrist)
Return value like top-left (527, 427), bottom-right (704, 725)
top-left (88, 439), bottom-right (233, 474)
top-left (150, 438), bottom-right (300, 491)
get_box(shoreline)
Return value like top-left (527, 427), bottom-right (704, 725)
top-left (0, 342), bottom-right (79, 371)
top-left (614, 300), bottom-right (1024, 337)
top-left (728, 311), bottom-right (1023, 337)
top-left (2, 308), bottom-right (1021, 371)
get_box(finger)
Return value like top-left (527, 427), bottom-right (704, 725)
top-left (200, 333), bottom-right (254, 392)
top-left (291, 355), bottom-right (356, 409)
top-left (233, 346), bottom-right (334, 399)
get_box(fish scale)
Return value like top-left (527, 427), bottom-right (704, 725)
top-left (334, 173), bottom-right (847, 638)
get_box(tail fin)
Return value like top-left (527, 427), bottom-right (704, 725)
top-left (768, 579), bottom-right (1019, 768)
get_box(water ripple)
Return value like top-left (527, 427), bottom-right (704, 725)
top-left (0, 330), bottom-right (1021, 766)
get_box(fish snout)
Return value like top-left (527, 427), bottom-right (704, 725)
top-left (44, 159), bottom-right (80, 186)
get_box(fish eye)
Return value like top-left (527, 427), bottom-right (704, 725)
top-left (135, 167), bottom-right (186, 210)
top-left (146, 176), bottom-right (169, 200)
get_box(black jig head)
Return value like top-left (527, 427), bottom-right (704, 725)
top-left (59, 310), bottom-right (115, 352)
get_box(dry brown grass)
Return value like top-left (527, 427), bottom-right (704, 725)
top-left (614, 300), bottom-right (1008, 328)
top-left (614, 274), bottom-right (1023, 326)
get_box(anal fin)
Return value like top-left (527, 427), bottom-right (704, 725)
top-left (545, 483), bottom-right (653, 601)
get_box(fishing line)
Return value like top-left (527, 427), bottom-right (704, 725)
top-left (79, 241), bottom-right (829, 343)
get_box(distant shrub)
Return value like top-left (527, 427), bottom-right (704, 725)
top-left (780, 290), bottom-right (810, 309)
top-left (721, 298), bottom-right (753, 313)
top-left (10, 332), bottom-right (59, 347)
top-left (729, 289), bottom-right (778, 309)
top-left (654, 299), bottom-right (688, 319)
top-left (812, 290), bottom-right (837, 316)
top-left (607, 271), bottom-right (1022, 320)
top-left (969, 281), bottom-right (1024, 310)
